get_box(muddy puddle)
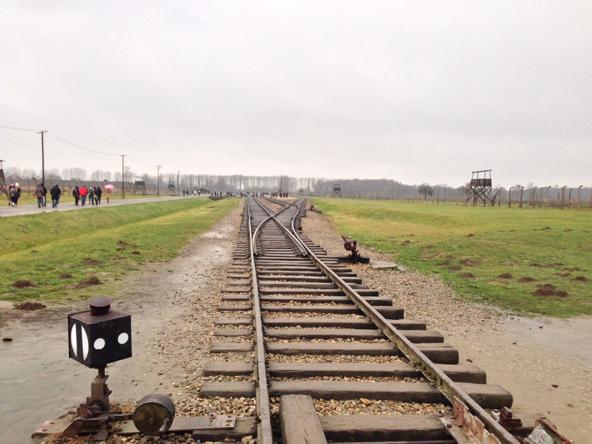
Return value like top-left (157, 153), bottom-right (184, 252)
top-left (0, 210), bottom-right (238, 444)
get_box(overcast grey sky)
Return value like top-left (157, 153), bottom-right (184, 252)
top-left (1, 1), bottom-right (591, 186)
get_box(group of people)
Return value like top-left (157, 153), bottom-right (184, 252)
top-left (72, 185), bottom-right (103, 206)
top-left (33, 183), bottom-right (64, 208)
top-left (181, 189), bottom-right (201, 196)
top-left (6, 183), bottom-right (105, 209)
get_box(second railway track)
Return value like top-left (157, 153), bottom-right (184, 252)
top-left (196, 197), bottom-right (549, 443)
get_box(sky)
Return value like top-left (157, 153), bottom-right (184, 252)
top-left (1, 1), bottom-right (591, 187)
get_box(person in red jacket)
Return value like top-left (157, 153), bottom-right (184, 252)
top-left (79, 185), bottom-right (89, 206)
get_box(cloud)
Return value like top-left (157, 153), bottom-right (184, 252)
top-left (1, 1), bottom-right (591, 186)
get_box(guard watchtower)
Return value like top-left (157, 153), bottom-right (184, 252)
top-left (0, 160), bottom-right (8, 202)
top-left (333, 183), bottom-right (341, 197)
top-left (469, 170), bottom-right (498, 206)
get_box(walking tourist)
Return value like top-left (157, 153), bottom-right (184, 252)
top-left (50, 184), bottom-right (62, 208)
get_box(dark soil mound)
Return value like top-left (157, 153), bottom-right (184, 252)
top-left (59, 273), bottom-right (74, 279)
top-left (447, 264), bottom-right (462, 271)
top-left (574, 276), bottom-right (589, 282)
top-left (75, 277), bottom-right (103, 288)
top-left (533, 284), bottom-right (568, 298)
top-left (459, 272), bottom-right (475, 279)
top-left (459, 258), bottom-right (479, 266)
top-left (82, 258), bottom-right (101, 266)
top-left (498, 273), bottom-right (513, 279)
top-left (13, 280), bottom-right (37, 289)
top-left (518, 276), bottom-right (536, 283)
top-left (15, 301), bottom-right (46, 311)
top-left (467, 233), bottom-right (475, 237)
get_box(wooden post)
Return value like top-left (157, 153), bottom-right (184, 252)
top-left (559, 186), bottom-right (565, 209)
top-left (508, 186), bottom-right (513, 207)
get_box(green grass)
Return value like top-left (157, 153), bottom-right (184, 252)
top-left (312, 198), bottom-right (592, 317)
top-left (0, 198), bottom-right (238, 303)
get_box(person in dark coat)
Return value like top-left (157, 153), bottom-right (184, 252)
top-left (94, 186), bottom-right (102, 205)
top-left (50, 184), bottom-right (62, 208)
top-left (41, 183), bottom-right (47, 207)
top-left (72, 186), bottom-right (80, 206)
top-left (34, 184), bottom-right (44, 208)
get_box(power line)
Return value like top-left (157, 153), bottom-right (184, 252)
top-left (49, 134), bottom-right (120, 157)
top-left (127, 156), bottom-right (157, 168)
top-left (0, 124), bottom-right (44, 132)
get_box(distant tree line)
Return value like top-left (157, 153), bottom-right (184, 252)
top-left (3, 166), bottom-right (592, 207)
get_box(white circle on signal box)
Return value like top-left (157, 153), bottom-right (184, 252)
top-left (118, 332), bottom-right (129, 345)
top-left (93, 338), bottom-right (106, 350)
top-left (70, 325), bottom-right (78, 357)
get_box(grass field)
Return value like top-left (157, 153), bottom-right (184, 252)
top-left (312, 198), bottom-right (592, 317)
top-left (0, 198), bottom-right (238, 303)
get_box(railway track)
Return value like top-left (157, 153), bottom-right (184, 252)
top-left (197, 197), bottom-right (552, 443)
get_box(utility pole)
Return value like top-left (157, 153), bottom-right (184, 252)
top-left (157, 165), bottom-right (161, 196)
top-left (177, 170), bottom-right (180, 196)
top-left (120, 155), bottom-right (126, 199)
top-left (38, 130), bottom-right (48, 185)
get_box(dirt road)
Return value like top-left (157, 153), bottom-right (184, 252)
top-left (0, 195), bottom-right (195, 218)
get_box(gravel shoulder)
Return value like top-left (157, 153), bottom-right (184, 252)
top-left (302, 208), bottom-right (592, 442)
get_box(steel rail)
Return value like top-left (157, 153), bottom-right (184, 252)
top-left (287, 199), bottom-right (520, 444)
top-left (262, 197), bottom-right (309, 254)
top-left (252, 198), bottom-right (308, 257)
top-left (246, 198), bottom-right (273, 444)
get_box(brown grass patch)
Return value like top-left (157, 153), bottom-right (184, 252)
top-left (517, 276), bottom-right (536, 283)
top-left (459, 272), bottom-right (475, 279)
top-left (573, 276), bottom-right (588, 282)
top-left (59, 272), bottom-right (74, 279)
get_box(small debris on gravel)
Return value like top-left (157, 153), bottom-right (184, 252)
top-left (311, 399), bottom-right (450, 416)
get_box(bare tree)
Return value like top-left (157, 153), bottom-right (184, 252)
top-left (418, 183), bottom-right (433, 200)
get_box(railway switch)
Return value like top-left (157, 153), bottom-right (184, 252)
top-left (32, 297), bottom-right (236, 441)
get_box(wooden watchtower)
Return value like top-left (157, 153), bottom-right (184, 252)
top-left (469, 170), bottom-right (498, 206)
top-left (0, 160), bottom-right (8, 202)
top-left (333, 183), bottom-right (341, 197)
